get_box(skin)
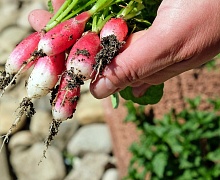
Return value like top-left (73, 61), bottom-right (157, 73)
top-left (29, 0), bottom-right (220, 99)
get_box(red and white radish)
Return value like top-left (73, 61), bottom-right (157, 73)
top-left (92, 17), bottom-right (129, 81)
top-left (100, 17), bottom-right (128, 41)
top-left (5, 32), bottom-right (41, 75)
top-left (0, 32), bottom-right (43, 98)
top-left (38, 11), bottom-right (91, 56)
top-left (38, 0), bottom-right (115, 56)
top-left (52, 73), bottom-right (81, 121)
top-left (52, 31), bottom-right (101, 121)
top-left (26, 53), bottom-right (66, 99)
top-left (66, 31), bottom-right (101, 80)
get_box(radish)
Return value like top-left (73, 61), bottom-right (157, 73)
top-left (51, 31), bottom-right (100, 121)
top-left (5, 32), bottom-right (42, 75)
top-left (26, 53), bottom-right (66, 98)
top-left (51, 73), bottom-right (81, 121)
top-left (42, 73), bottom-right (81, 159)
top-left (0, 32), bottom-right (43, 97)
top-left (38, 11), bottom-right (90, 56)
top-left (100, 17), bottom-right (129, 42)
top-left (66, 31), bottom-right (101, 80)
top-left (0, 53), bottom-right (66, 152)
top-left (92, 17), bottom-right (129, 81)
top-left (40, 31), bottom-right (101, 157)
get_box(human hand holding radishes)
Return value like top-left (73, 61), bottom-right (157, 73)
top-left (90, 0), bottom-right (220, 98)
top-left (29, 0), bottom-right (220, 100)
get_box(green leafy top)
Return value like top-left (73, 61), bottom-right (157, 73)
top-left (47, 0), bottom-right (54, 13)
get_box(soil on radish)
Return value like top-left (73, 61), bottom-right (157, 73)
top-left (0, 71), bottom-right (15, 90)
top-left (75, 48), bottom-right (90, 58)
top-left (42, 68), bottom-right (82, 158)
top-left (0, 97), bottom-right (35, 151)
top-left (93, 34), bottom-right (125, 75)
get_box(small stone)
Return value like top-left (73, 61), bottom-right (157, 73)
top-left (30, 110), bottom-right (52, 139)
top-left (0, 139), bottom-right (11, 180)
top-left (8, 131), bottom-right (36, 153)
top-left (33, 95), bottom-right (51, 112)
top-left (67, 123), bottom-right (112, 156)
top-left (102, 168), bottom-right (119, 180)
top-left (0, 26), bottom-right (29, 52)
top-left (10, 142), bottom-right (66, 180)
top-left (64, 153), bottom-right (110, 180)
top-left (0, 96), bottom-right (26, 135)
top-left (75, 92), bottom-right (105, 125)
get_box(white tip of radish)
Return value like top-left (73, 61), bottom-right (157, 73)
top-left (38, 39), bottom-right (53, 56)
top-left (5, 59), bottom-right (17, 75)
top-left (52, 109), bottom-right (73, 121)
top-left (26, 75), bottom-right (55, 99)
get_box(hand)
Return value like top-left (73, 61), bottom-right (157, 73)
top-left (29, 0), bottom-right (220, 99)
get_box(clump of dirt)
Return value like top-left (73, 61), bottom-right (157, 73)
top-left (65, 67), bottom-right (84, 88)
top-left (75, 48), bottom-right (90, 57)
top-left (0, 71), bottom-right (15, 91)
top-left (92, 34), bottom-right (125, 81)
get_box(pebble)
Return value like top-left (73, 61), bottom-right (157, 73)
top-left (67, 123), bottom-right (112, 156)
top-left (75, 92), bottom-right (105, 125)
top-left (0, 139), bottom-right (11, 180)
top-left (29, 110), bottom-right (53, 139)
top-left (64, 153), bottom-right (110, 180)
top-left (0, 95), bottom-right (26, 135)
top-left (102, 168), bottom-right (119, 180)
top-left (10, 142), bottom-right (66, 180)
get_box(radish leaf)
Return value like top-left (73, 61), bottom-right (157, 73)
top-left (111, 93), bottom-right (119, 109)
top-left (47, 0), bottom-right (54, 13)
top-left (119, 84), bottom-right (164, 105)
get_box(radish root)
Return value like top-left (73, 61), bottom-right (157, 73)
top-left (0, 97), bottom-right (35, 152)
top-left (92, 34), bottom-right (125, 83)
top-left (39, 119), bottom-right (62, 165)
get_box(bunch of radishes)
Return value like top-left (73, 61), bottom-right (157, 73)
top-left (0, 0), bottom-right (147, 154)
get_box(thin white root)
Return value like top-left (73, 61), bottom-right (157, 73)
top-left (91, 60), bottom-right (102, 83)
top-left (0, 97), bottom-right (34, 152)
top-left (38, 119), bottom-right (61, 165)
top-left (0, 114), bottom-right (24, 152)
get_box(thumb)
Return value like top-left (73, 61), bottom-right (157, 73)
top-left (90, 25), bottom-right (171, 99)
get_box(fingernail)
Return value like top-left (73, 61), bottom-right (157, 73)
top-left (92, 78), bottom-right (117, 98)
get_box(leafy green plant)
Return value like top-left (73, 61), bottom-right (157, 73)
top-left (124, 97), bottom-right (220, 180)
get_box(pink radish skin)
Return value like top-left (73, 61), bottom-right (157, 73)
top-left (52, 74), bottom-right (80, 121)
top-left (38, 11), bottom-right (91, 56)
top-left (26, 53), bottom-right (65, 99)
top-left (66, 31), bottom-right (101, 80)
top-left (100, 17), bottom-right (128, 41)
top-left (5, 32), bottom-right (41, 75)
